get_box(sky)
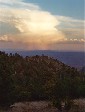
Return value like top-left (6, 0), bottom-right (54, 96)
top-left (0, 0), bottom-right (84, 51)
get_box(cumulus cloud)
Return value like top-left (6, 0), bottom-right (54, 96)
top-left (56, 16), bottom-right (84, 29)
top-left (0, 0), bottom-right (84, 51)
top-left (0, 35), bottom-right (8, 41)
top-left (60, 28), bottom-right (84, 40)
top-left (55, 16), bottom-right (84, 43)
top-left (0, 0), bottom-right (65, 44)
top-left (0, 21), bottom-right (19, 36)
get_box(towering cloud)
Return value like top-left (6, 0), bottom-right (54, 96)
top-left (0, 0), bottom-right (84, 51)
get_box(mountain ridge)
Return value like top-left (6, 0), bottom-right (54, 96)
top-left (3, 50), bottom-right (85, 69)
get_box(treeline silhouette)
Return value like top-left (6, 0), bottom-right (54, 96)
top-left (0, 51), bottom-right (85, 110)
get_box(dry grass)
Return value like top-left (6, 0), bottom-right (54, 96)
top-left (1, 99), bottom-right (85, 112)
top-left (69, 99), bottom-right (85, 112)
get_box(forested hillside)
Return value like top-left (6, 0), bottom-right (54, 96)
top-left (0, 51), bottom-right (85, 111)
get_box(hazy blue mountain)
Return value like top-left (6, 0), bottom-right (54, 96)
top-left (81, 66), bottom-right (85, 72)
top-left (3, 50), bottom-right (85, 69)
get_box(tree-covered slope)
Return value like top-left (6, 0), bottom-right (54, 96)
top-left (0, 51), bottom-right (85, 109)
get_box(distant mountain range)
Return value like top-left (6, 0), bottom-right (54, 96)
top-left (3, 50), bottom-right (85, 69)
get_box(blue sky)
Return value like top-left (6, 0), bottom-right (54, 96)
top-left (0, 0), bottom-right (84, 51)
top-left (24, 0), bottom-right (84, 20)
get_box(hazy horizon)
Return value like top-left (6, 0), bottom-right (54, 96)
top-left (0, 49), bottom-right (85, 52)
